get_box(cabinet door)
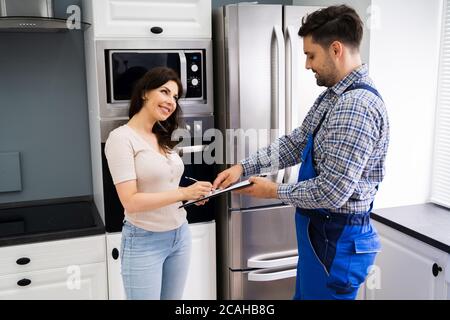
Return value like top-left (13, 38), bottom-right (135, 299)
top-left (0, 235), bottom-right (106, 276)
top-left (182, 221), bottom-right (217, 300)
top-left (106, 232), bottom-right (126, 300)
top-left (0, 263), bottom-right (108, 300)
top-left (366, 221), bottom-right (448, 300)
top-left (90, 0), bottom-right (211, 39)
top-left (106, 223), bottom-right (217, 300)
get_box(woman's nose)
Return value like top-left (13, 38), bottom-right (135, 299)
top-left (166, 96), bottom-right (176, 106)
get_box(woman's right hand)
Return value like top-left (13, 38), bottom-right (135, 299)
top-left (179, 181), bottom-right (213, 201)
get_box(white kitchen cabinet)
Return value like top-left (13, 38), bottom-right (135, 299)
top-left (365, 220), bottom-right (448, 300)
top-left (106, 221), bottom-right (217, 300)
top-left (0, 263), bottom-right (107, 300)
top-left (0, 235), bottom-right (108, 300)
top-left (182, 221), bottom-right (217, 300)
top-left (83, 0), bottom-right (211, 39)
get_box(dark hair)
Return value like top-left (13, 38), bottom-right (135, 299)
top-left (128, 67), bottom-right (183, 153)
top-left (298, 5), bottom-right (363, 50)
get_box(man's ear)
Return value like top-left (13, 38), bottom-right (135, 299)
top-left (330, 41), bottom-right (344, 59)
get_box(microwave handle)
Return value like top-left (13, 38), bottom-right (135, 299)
top-left (176, 144), bottom-right (207, 156)
top-left (179, 52), bottom-right (187, 99)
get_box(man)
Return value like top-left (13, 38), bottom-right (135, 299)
top-left (213, 5), bottom-right (390, 300)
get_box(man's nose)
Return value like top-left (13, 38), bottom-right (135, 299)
top-left (305, 60), bottom-right (311, 70)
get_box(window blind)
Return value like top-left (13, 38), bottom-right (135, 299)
top-left (431, 0), bottom-right (450, 208)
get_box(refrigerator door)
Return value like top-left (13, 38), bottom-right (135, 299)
top-left (283, 6), bottom-right (324, 184)
top-left (228, 205), bottom-right (297, 269)
top-left (224, 4), bottom-right (286, 210)
top-left (229, 266), bottom-right (296, 300)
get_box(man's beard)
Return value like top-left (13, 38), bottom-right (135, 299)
top-left (315, 71), bottom-right (336, 87)
top-left (314, 59), bottom-right (338, 87)
top-left (315, 74), bottom-right (327, 87)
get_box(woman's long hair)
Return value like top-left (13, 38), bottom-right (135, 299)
top-left (128, 67), bottom-right (183, 153)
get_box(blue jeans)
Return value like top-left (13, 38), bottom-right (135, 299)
top-left (120, 221), bottom-right (191, 300)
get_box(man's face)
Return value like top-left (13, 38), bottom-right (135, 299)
top-left (303, 35), bottom-right (339, 87)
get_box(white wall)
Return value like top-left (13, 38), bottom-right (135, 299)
top-left (369, 0), bottom-right (443, 209)
top-left (293, 0), bottom-right (372, 66)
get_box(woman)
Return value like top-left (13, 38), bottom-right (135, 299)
top-left (105, 67), bottom-right (212, 300)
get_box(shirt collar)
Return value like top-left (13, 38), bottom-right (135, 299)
top-left (329, 63), bottom-right (368, 96)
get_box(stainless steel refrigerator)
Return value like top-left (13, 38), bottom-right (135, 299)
top-left (213, 3), bottom-right (323, 300)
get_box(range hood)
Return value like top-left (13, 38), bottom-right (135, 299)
top-left (0, 0), bottom-right (89, 32)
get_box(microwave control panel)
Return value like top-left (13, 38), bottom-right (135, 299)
top-left (185, 51), bottom-right (204, 99)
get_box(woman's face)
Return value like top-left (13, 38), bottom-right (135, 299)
top-left (142, 80), bottom-right (179, 122)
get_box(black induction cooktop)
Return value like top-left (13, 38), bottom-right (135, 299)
top-left (0, 197), bottom-right (105, 247)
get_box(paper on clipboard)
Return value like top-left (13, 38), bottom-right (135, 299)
top-left (178, 179), bottom-right (253, 209)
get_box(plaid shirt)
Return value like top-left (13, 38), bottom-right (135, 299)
top-left (241, 64), bottom-right (390, 214)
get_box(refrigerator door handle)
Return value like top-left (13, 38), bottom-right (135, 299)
top-left (270, 25), bottom-right (286, 184)
top-left (179, 51), bottom-right (187, 99)
top-left (284, 25), bottom-right (301, 184)
top-left (285, 26), bottom-right (295, 136)
top-left (247, 249), bottom-right (298, 268)
top-left (248, 267), bottom-right (297, 282)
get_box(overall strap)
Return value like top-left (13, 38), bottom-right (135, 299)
top-left (312, 83), bottom-right (383, 136)
top-left (312, 93), bottom-right (328, 136)
top-left (344, 83), bottom-right (384, 101)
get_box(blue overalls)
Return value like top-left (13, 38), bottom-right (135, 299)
top-left (294, 84), bottom-right (383, 300)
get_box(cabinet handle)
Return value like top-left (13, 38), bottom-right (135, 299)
top-left (17, 279), bottom-right (31, 287)
top-left (112, 248), bottom-right (119, 260)
top-left (150, 26), bottom-right (163, 34)
top-left (16, 257), bottom-right (31, 265)
top-left (432, 263), bottom-right (443, 277)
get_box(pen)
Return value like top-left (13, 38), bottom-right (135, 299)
top-left (184, 176), bottom-right (198, 182)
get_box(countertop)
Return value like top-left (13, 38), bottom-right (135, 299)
top-left (371, 203), bottom-right (450, 254)
top-left (0, 197), bottom-right (105, 247)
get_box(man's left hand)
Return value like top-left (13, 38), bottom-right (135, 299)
top-left (234, 176), bottom-right (278, 199)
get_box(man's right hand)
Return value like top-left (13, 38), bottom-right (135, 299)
top-left (213, 164), bottom-right (244, 190)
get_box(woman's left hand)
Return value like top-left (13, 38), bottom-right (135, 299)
top-left (194, 199), bottom-right (209, 206)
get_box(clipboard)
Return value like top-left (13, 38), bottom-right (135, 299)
top-left (179, 179), bottom-right (253, 209)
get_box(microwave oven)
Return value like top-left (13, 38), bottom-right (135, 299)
top-left (93, 39), bottom-right (213, 118)
top-left (106, 49), bottom-right (205, 104)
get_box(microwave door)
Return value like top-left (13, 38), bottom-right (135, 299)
top-left (108, 50), bottom-right (185, 104)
